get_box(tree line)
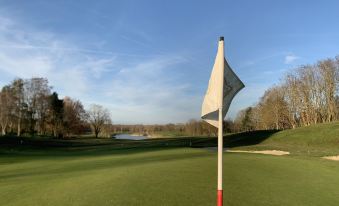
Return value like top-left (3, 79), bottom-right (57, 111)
top-left (235, 56), bottom-right (339, 131)
top-left (2, 55), bottom-right (337, 139)
top-left (0, 77), bottom-right (220, 138)
top-left (111, 120), bottom-right (231, 137)
top-left (0, 78), bottom-right (111, 138)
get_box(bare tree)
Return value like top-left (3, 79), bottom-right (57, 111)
top-left (24, 78), bottom-right (51, 135)
top-left (48, 92), bottom-right (64, 138)
top-left (11, 78), bottom-right (26, 136)
top-left (63, 97), bottom-right (87, 136)
top-left (87, 104), bottom-right (111, 138)
top-left (247, 86), bottom-right (290, 130)
top-left (318, 59), bottom-right (337, 122)
top-left (0, 86), bottom-right (15, 135)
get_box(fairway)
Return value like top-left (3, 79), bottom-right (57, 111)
top-left (1, 146), bottom-right (339, 206)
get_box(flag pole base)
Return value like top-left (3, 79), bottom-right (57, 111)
top-left (217, 190), bottom-right (223, 206)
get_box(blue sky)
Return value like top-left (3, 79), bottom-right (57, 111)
top-left (0, 0), bottom-right (339, 124)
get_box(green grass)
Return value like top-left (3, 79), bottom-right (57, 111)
top-left (1, 122), bottom-right (339, 205)
top-left (1, 147), bottom-right (339, 206)
top-left (225, 121), bottom-right (339, 156)
top-left (151, 130), bottom-right (188, 137)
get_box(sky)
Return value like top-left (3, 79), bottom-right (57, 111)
top-left (0, 0), bottom-right (339, 124)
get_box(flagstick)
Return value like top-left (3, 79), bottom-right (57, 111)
top-left (217, 107), bottom-right (223, 206)
top-left (217, 37), bottom-right (225, 206)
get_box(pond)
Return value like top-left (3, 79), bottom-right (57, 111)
top-left (114, 134), bottom-right (147, 140)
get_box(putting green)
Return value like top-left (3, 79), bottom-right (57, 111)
top-left (1, 147), bottom-right (339, 206)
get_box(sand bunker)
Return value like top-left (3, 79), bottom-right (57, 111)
top-left (205, 147), bottom-right (290, 156)
top-left (227, 150), bottom-right (290, 156)
top-left (322, 156), bottom-right (339, 161)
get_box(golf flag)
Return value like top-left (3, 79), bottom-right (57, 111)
top-left (201, 37), bottom-right (244, 206)
top-left (201, 38), bottom-right (244, 128)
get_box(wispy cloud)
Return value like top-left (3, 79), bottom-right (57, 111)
top-left (99, 55), bottom-right (201, 124)
top-left (0, 14), bottom-right (200, 124)
top-left (239, 52), bottom-right (301, 69)
top-left (0, 43), bottom-right (117, 55)
top-left (0, 15), bottom-right (115, 100)
top-left (284, 54), bottom-right (300, 64)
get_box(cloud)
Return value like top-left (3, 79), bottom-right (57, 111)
top-left (284, 54), bottom-right (299, 64)
top-left (0, 14), bottom-right (200, 124)
top-left (99, 55), bottom-right (201, 124)
top-left (0, 14), bottom-right (116, 100)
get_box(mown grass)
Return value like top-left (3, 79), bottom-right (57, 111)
top-left (1, 147), bottom-right (339, 206)
top-left (1, 121), bottom-right (339, 205)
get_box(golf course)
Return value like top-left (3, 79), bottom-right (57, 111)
top-left (1, 122), bottom-right (339, 206)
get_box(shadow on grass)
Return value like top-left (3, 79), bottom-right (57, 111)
top-left (225, 130), bottom-right (280, 148)
top-left (190, 130), bottom-right (280, 148)
top-left (0, 130), bottom-right (280, 157)
top-left (0, 135), bottom-right (207, 159)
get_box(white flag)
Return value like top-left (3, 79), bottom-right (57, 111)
top-left (201, 39), bottom-right (244, 128)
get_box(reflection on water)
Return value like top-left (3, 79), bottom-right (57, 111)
top-left (114, 134), bottom-right (147, 140)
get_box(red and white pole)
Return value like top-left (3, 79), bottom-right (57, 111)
top-left (217, 37), bottom-right (224, 206)
top-left (217, 108), bottom-right (223, 206)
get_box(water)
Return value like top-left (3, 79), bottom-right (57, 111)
top-left (114, 134), bottom-right (147, 140)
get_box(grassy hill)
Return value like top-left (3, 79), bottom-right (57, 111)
top-left (1, 122), bottom-right (339, 205)
top-left (222, 121), bottom-right (339, 156)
